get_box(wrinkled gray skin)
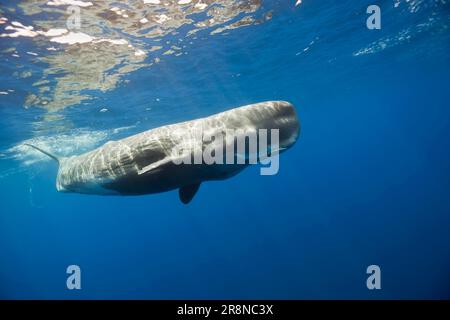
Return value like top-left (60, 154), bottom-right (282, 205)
top-left (28, 101), bottom-right (300, 204)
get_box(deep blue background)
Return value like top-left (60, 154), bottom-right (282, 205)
top-left (0, 1), bottom-right (449, 299)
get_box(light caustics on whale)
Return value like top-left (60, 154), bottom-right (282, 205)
top-left (25, 101), bottom-right (300, 204)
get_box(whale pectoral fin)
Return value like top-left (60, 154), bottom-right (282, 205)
top-left (179, 183), bottom-right (201, 204)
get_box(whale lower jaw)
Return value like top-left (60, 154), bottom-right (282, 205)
top-left (57, 179), bottom-right (120, 195)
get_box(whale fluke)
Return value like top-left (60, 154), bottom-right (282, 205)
top-left (179, 183), bottom-right (201, 204)
top-left (24, 143), bottom-right (60, 164)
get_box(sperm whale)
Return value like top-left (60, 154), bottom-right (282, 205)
top-left (25, 101), bottom-right (300, 204)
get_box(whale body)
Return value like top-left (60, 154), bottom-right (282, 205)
top-left (26, 101), bottom-right (300, 204)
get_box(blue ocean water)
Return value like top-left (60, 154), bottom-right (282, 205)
top-left (0, 0), bottom-right (449, 299)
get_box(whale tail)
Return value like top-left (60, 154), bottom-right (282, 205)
top-left (24, 143), bottom-right (60, 164)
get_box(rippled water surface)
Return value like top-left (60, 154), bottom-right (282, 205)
top-left (0, 0), bottom-right (450, 299)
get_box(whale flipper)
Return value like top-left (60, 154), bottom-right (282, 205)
top-left (179, 183), bottom-right (201, 204)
